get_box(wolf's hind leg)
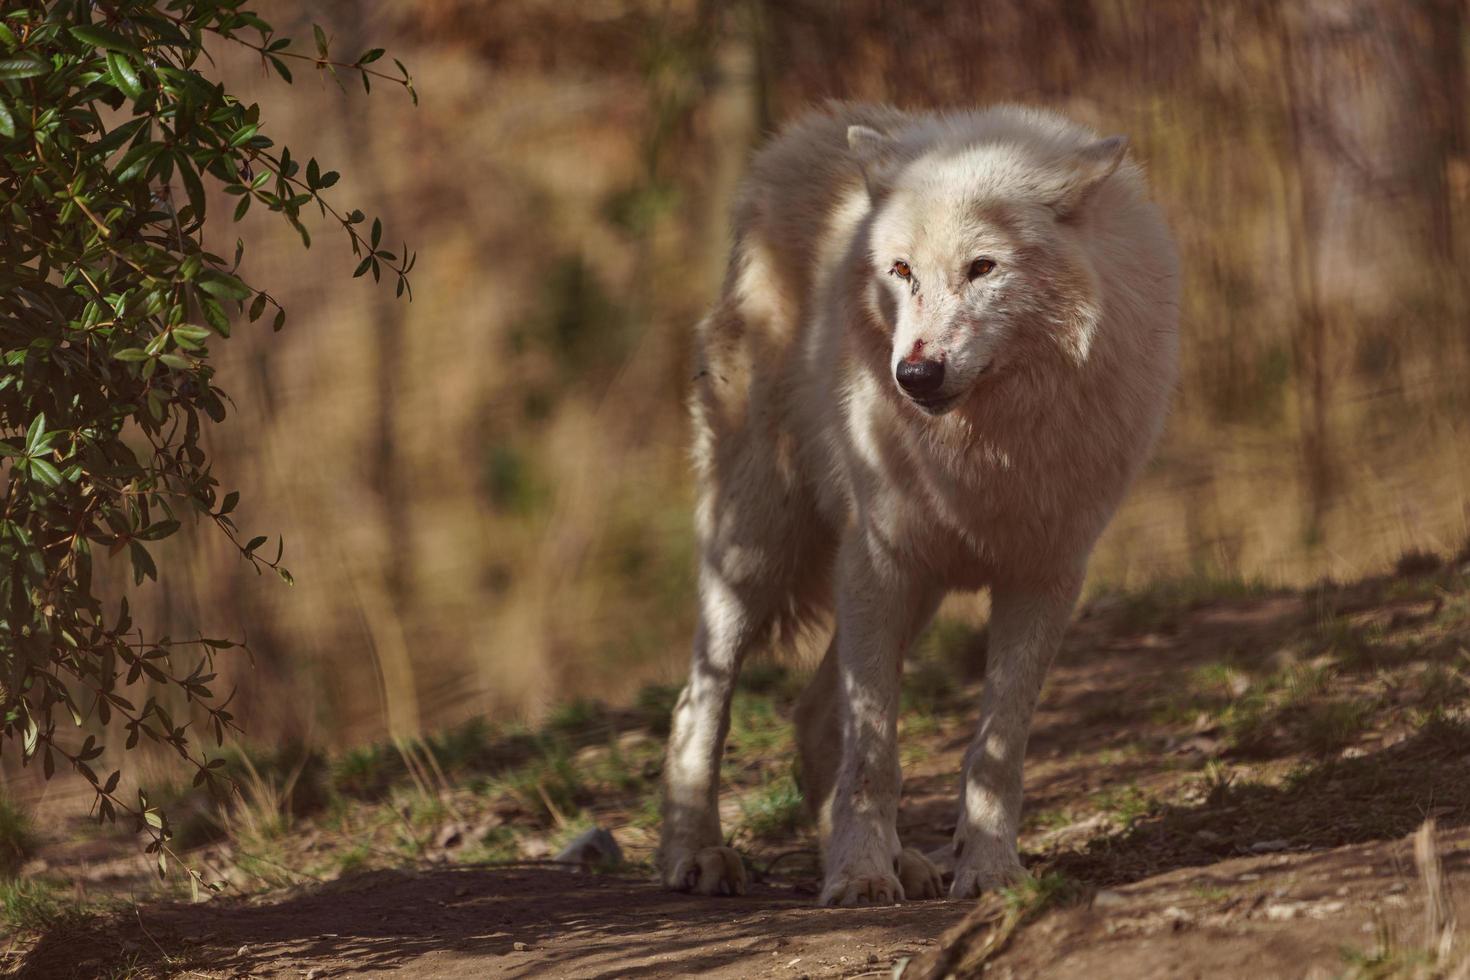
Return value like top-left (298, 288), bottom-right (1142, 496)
top-left (896, 847), bottom-right (945, 899)
top-left (793, 634), bottom-right (841, 829)
top-left (657, 560), bottom-right (779, 896)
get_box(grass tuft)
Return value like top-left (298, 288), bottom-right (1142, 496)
top-left (0, 797), bottom-right (36, 878)
top-left (738, 776), bottom-right (806, 841)
top-left (0, 878), bottom-right (88, 934)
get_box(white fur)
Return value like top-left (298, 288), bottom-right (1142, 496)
top-left (656, 103), bottom-right (1179, 905)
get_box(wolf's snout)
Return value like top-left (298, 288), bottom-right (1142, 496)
top-left (895, 358), bottom-right (945, 399)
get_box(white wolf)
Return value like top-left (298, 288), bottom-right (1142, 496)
top-left (657, 102), bottom-right (1178, 905)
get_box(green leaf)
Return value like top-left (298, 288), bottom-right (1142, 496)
top-left (70, 25), bottom-right (147, 61)
top-left (129, 541), bottom-right (158, 584)
top-left (0, 94), bottom-right (14, 139)
top-left (137, 520), bottom-right (180, 541)
top-left (197, 274), bottom-right (251, 302)
top-left (0, 56), bottom-right (49, 81)
top-left (114, 348), bottom-right (150, 362)
top-left (228, 123), bottom-right (259, 147)
top-left (178, 155), bottom-right (206, 222)
top-left (106, 50), bottom-right (143, 101)
top-left (29, 458), bottom-right (62, 487)
top-left (244, 535), bottom-right (267, 555)
top-left (25, 413), bottom-right (46, 454)
top-left (22, 717), bottom-right (37, 759)
top-left (313, 24), bottom-right (329, 56)
top-left (174, 325), bottom-right (211, 345)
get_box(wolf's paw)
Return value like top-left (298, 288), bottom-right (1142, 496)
top-left (896, 847), bottom-right (945, 900)
top-left (664, 846), bottom-right (748, 897)
top-left (949, 858), bottom-right (1027, 900)
top-left (820, 870), bottom-right (904, 907)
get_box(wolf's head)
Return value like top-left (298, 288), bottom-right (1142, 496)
top-left (852, 112), bottom-right (1129, 416)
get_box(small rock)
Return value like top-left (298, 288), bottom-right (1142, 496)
top-left (436, 824), bottom-right (464, 849)
top-left (1265, 902), bottom-right (1302, 921)
top-left (1092, 889), bottom-right (1127, 909)
top-left (513, 941), bottom-right (530, 952)
top-left (554, 827), bottom-right (623, 869)
top-left (868, 952), bottom-right (879, 964)
top-left (1250, 839), bottom-right (1288, 853)
top-left (1194, 829), bottom-right (1224, 844)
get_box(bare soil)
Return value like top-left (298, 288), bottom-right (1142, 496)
top-left (11, 557), bottom-right (1470, 978)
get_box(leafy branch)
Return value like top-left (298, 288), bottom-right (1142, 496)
top-left (0, 0), bottom-right (415, 873)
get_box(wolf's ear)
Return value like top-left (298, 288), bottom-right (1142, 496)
top-left (1049, 135), bottom-right (1128, 219)
top-left (848, 124), bottom-right (898, 196)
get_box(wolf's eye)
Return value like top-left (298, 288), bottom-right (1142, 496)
top-left (890, 260), bottom-right (912, 280)
top-left (969, 258), bottom-right (997, 280)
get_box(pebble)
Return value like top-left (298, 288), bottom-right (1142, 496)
top-left (555, 827), bottom-right (624, 869)
top-left (1250, 840), bottom-right (1289, 853)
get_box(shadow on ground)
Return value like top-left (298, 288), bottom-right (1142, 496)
top-left (19, 866), bottom-right (968, 979)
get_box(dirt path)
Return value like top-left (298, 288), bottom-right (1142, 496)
top-left (26, 868), bottom-right (968, 978)
top-left (23, 826), bottom-right (1470, 979)
top-left (13, 559), bottom-right (1470, 978)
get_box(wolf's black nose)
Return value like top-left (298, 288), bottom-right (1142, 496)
top-left (896, 358), bottom-right (945, 398)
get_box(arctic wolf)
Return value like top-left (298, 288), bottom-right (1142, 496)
top-left (657, 103), bottom-right (1179, 905)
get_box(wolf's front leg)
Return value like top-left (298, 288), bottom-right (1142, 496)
top-left (950, 575), bottom-right (1082, 898)
top-left (658, 568), bottom-right (773, 896)
top-left (820, 530), bottom-right (940, 906)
